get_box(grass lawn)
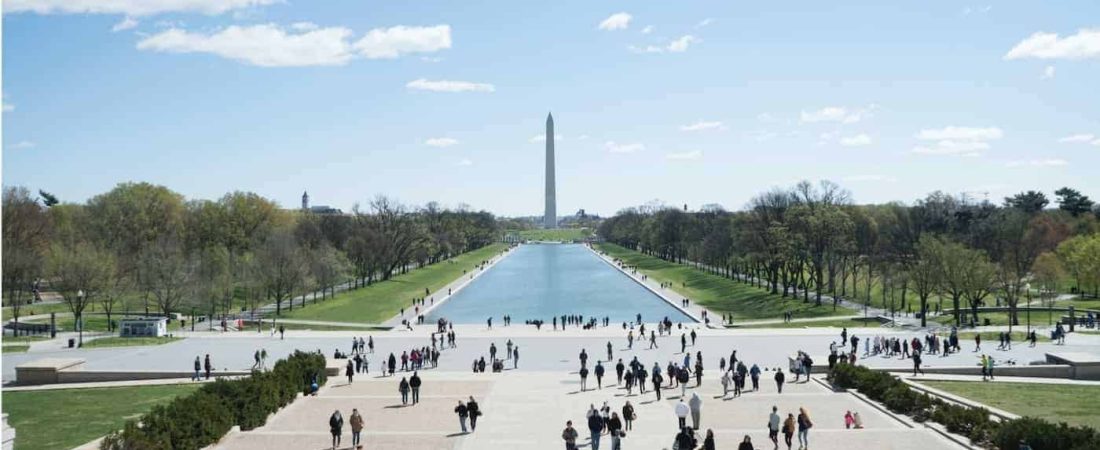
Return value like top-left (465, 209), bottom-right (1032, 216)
top-left (1, 301), bottom-right (73, 318)
top-left (284, 243), bottom-right (509, 323)
top-left (739, 317), bottom-right (884, 329)
top-left (2, 345), bottom-right (29, 353)
top-left (919, 381), bottom-right (1100, 429)
top-left (512, 228), bottom-right (591, 242)
top-left (954, 330), bottom-right (1050, 343)
top-left (24, 314), bottom-right (186, 333)
top-left (81, 336), bottom-right (182, 349)
top-left (1054, 298), bottom-right (1100, 311)
top-left (1, 335), bottom-right (50, 343)
top-left (933, 309), bottom-right (1064, 328)
top-left (596, 243), bottom-right (856, 320)
top-left (2, 384), bottom-right (201, 450)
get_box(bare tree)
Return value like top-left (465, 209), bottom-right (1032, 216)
top-left (49, 242), bottom-right (114, 346)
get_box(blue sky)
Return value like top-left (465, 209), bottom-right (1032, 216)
top-left (2, 0), bottom-right (1098, 216)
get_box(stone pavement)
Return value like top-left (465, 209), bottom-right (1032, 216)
top-left (214, 370), bottom-right (966, 450)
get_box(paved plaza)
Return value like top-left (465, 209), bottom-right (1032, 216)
top-left (214, 368), bottom-right (966, 450)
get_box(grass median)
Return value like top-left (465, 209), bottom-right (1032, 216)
top-left (2, 384), bottom-right (202, 450)
top-left (283, 243), bottom-right (509, 323)
top-left (596, 243), bottom-right (856, 320)
top-left (918, 380), bottom-right (1100, 429)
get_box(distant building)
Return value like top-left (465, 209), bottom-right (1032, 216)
top-left (299, 191), bottom-right (344, 215)
top-left (576, 209), bottom-right (586, 218)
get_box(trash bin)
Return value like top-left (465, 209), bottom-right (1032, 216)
top-left (68, 338), bottom-right (75, 348)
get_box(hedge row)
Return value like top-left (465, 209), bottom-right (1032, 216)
top-left (830, 364), bottom-right (1099, 450)
top-left (100, 351), bottom-right (327, 450)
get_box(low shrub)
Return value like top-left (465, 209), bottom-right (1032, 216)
top-left (100, 351), bottom-right (327, 450)
top-left (828, 363), bottom-right (1100, 450)
top-left (993, 417), bottom-right (1100, 450)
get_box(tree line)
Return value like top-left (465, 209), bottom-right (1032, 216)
top-left (2, 183), bottom-right (500, 342)
top-left (598, 181), bottom-right (1100, 328)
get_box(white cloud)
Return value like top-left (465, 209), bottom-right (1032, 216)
top-left (800, 105), bottom-right (874, 124)
top-left (842, 174), bottom-right (897, 183)
top-left (745, 130), bottom-right (777, 142)
top-left (641, 25), bottom-right (654, 34)
top-left (1004, 28), bottom-right (1100, 60)
top-left (2, 102), bottom-right (14, 113)
top-left (912, 140), bottom-right (991, 156)
top-left (598, 12), bottom-right (632, 31)
top-left (756, 113), bottom-right (774, 122)
top-left (1005, 159), bottom-right (1068, 168)
top-left (406, 79), bottom-right (495, 93)
top-left (7, 140), bottom-right (36, 150)
top-left (4, 0), bottom-right (277, 16)
top-left (421, 56), bottom-right (443, 63)
top-left (666, 150), bottom-right (702, 160)
top-left (290, 22), bottom-right (318, 32)
top-left (424, 138), bottom-right (458, 148)
top-left (1040, 65), bottom-right (1056, 80)
top-left (839, 134), bottom-right (873, 147)
top-left (529, 134), bottom-right (563, 143)
top-left (111, 16), bottom-right (138, 32)
top-left (696, 18), bottom-right (713, 28)
top-left (911, 125), bottom-right (1001, 156)
top-left (1058, 133), bottom-right (1095, 143)
top-left (137, 24), bottom-right (355, 67)
top-left (961, 5), bottom-right (992, 16)
top-left (915, 126), bottom-right (1003, 141)
top-left (577, 134), bottom-right (590, 140)
top-left (679, 121), bottom-right (725, 132)
top-left (605, 141), bottom-right (644, 153)
top-left (457, 158), bottom-right (473, 166)
top-left (353, 25), bottom-right (451, 59)
top-left (629, 35), bottom-right (699, 54)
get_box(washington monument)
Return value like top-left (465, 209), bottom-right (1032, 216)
top-left (544, 112), bottom-right (557, 228)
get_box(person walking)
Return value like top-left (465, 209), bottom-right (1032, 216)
top-left (409, 371), bottom-right (422, 404)
top-left (782, 413), bottom-right (796, 450)
top-left (616, 359), bottom-right (625, 385)
top-left (704, 429), bottom-right (716, 450)
top-left (912, 351), bottom-right (924, 376)
top-left (738, 435), bottom-right (756, 450)
top-left (608, 412), bottom-right (624, 450)
top-left (346, 360), bottom-right (354, 384)
top-left (676, 427), bottom-right (698, 450)
top-left (650, 331), bottom-right (658, 349)
top-left (562, 421), bottom-right (579, 450)
top-left (675, 399), bottom-right (690, 429)
top-left (653, 370), bottom-right (664, 400)
top-left (622, 401), bottom-right (635, 431)
top-left (398, 377), bottom-right (410, 405)
top-left (349, 408), bottom-right (364, 449)
top-left (192, 356), bottom-right (201, 381)
top-left (328, 409), bottom-right (343, 450)
top-left (768, 406), bottom-right (781, 449)
top-left (467, 396), bottom-right (481, 431)
top-left (750, 364), bottom-right (761, 391)
top-left (595, 361), bottom-right (605, 389)
top-left (514, 345), bottom-right (520, 369)
top-left (587, 406), bottom-right (604, 450)
top-left (580, 348), bottom-right (588, 369)
top-left (775, 369), bottom-right (785, 394)
top-left (607, 341), bottom-right (613, 362)
top-left (689, 392), bottom-right (703, 430)
top-left (252, 350), bottom-right (261, 370)
top-left (455, 400), bottom-right (469, 433)
top-left (681, 333), bottom-right (687, 353)
top-left (204, 354), bottom-right (212, 380)
top-left (797, 408), bottom-right (812, 449)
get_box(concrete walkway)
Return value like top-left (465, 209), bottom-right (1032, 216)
top-left (214, 370), bottom-right (966, 450)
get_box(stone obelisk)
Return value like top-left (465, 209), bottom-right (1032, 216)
top-left (544, 112), bottom-right (557, 229)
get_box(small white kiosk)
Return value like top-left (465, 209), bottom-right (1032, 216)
top-left (119, 317), bottom-right (168, 337)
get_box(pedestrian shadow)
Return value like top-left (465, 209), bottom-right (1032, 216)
top-left (445, 432), bottom-right (469, 438)
top-left (384, 404), bottom-right (412, 409)
top-left (640, 400), bottom-right (658, 405)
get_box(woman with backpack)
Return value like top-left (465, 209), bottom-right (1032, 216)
top-left (797, 407), bottom-right (813, 449)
